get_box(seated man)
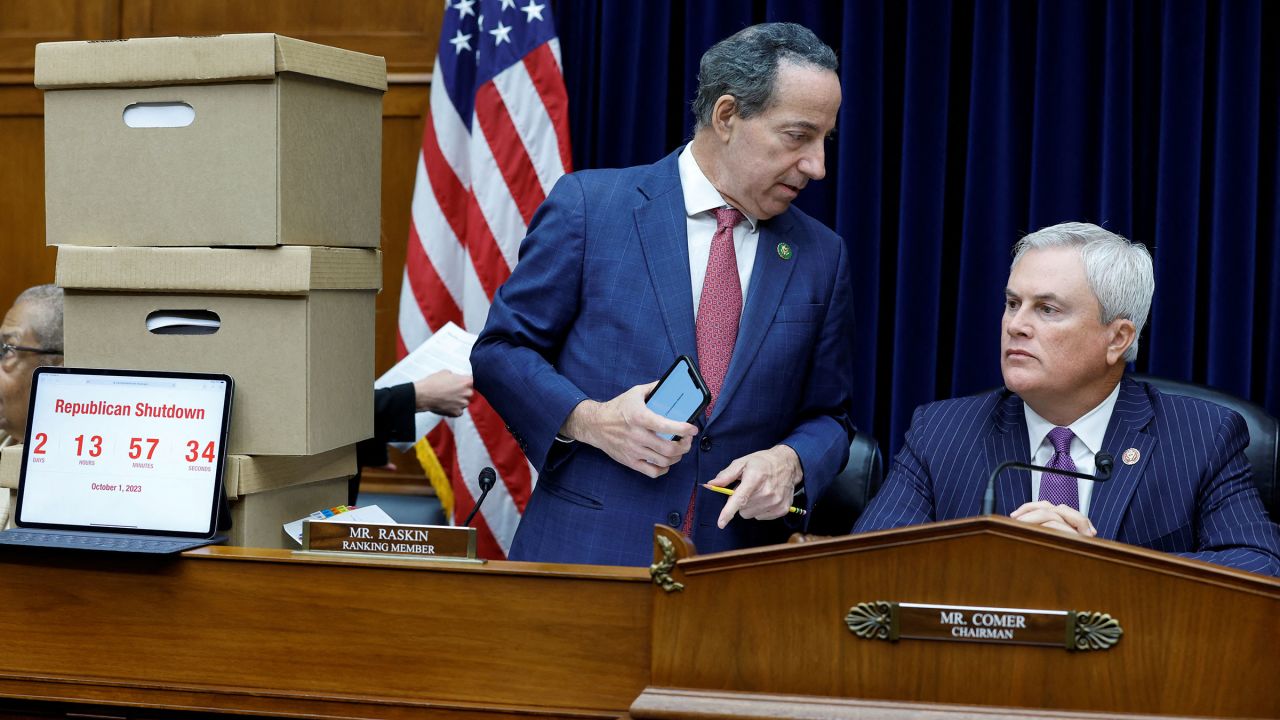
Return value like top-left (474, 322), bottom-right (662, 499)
top-left (0, 285), bottom-right (64, 448)
top-left (855, 223), bottom-right (1280, 576)
top-left (0, 285), bottom-right (65, 524)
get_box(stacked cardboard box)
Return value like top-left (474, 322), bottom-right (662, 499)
top-left (29, 34), bottom-right (388, 547)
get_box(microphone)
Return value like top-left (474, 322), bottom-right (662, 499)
top-left (462, 466), bottom-right (498, 527)
top-left (1095, 452), bottom-right (1114, 479)
top-left (982, 452), bottom-right (1114, 516)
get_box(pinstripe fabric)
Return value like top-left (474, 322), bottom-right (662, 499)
top-left (472, 148), bottom-right (856, 566)
top-left (855, 377), bottom-right (1280, 576)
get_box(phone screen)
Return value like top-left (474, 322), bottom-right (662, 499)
top-left (645, 358), bottom-right (706, 440)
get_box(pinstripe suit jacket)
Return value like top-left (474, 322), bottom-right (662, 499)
top-left (472, 148), bottom-right (856, 567)
top-left (854, 378), bottom-right (1280, 576)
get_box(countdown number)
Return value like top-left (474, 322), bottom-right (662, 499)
top-left (128, 437), bottom-right (160, 460)
top-left (185, 440), bottom-right (217, 463)
top-left (74, 434), bottom-right (103, 458)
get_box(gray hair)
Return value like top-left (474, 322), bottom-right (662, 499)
top-left (692, 23), bottom-right (837, 131)
top-left (1012, 223), bottom-right (1153, 363)
top-left (14, 284), bottom-right (64, 353)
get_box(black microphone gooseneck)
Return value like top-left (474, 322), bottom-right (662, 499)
top-left (982, 452), bottom-right (1114, 516)
top-left (1095, 452), bottom-right (1115, 480)
top-left (463, 466), bottom-right (498, 527)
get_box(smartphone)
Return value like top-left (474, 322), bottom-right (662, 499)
top-left (644, 355), bottom-right (712, 440)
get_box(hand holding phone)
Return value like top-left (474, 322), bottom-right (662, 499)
top-left (644, 355), bottom-right (711, 441)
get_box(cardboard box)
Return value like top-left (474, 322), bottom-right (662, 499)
top-left (231, 476), bottom-right (350, 549)
top-left (57, 245), bottom-right (380, 456)
top-left (37, 33), bottom-right (386, 248)
top-left (0, 443), bottom-right (355, 549)
top-left (222, 445), bottom-right (355, 549)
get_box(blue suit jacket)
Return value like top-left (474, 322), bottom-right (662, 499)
top-left (854, 378), bottom-right (1280, 576)
top-left (472, 149), bottom-right (855, 566)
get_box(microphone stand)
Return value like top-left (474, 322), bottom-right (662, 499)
top-left (463, 466), bottom-right (498, 527)
top-left (982, 453), bottom-right (1114, 516)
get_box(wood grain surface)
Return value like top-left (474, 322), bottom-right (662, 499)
top-left (643, 516), bottom-right (1280, 719)
top-left (0, 546), bottom-right (652, 719)
top-left (2, 520), bottom-right (1277, 719)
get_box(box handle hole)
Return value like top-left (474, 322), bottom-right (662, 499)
top-left (123, 102), bottom-right (195, 128)
top-left (146, 310), bottom-right (220, 335)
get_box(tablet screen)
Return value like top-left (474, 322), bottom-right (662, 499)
top-left (17, 368), bottom-right (232, 535)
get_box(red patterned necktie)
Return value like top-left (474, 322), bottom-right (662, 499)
top-left (695, 207), bottom-right (746, 418)
top-left (682, 206), bottom-right (745, 536)
top-left (1038, 426), bottom-right (1080, 510)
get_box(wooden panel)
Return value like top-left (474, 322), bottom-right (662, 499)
top-left (0, 0), bottom-right (119, 83)
top-left (2, 520), bottom-right (1276, 720)
top-left (0, 1), bottom-right (117, 312)
top-left (120, 0), bottom-right (441, 76)
top-left (0, 92), bottom-right (55, 314)
top-left (0, 547), bottom-right (652, 718)
top-left (631, 687), bottom-right (1216, 720)
top-left (643, 518), bottom-right (1280, 718)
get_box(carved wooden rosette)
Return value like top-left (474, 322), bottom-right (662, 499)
top-left (650, 525), bottom-right (694, 593)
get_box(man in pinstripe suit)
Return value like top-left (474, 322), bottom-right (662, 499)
top-left (855, 223), bottom-right (1280, 576)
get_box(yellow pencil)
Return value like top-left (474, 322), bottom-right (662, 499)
top-left (701, 483), bottom-right (807, 516)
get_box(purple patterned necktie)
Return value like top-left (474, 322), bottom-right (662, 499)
top-left (1039, 426), bottom-right (1080, 510)
top-left (695, 207), bottom-right (746, 418)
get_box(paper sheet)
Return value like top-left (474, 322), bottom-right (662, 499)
top-left (283, 504), bottom-right (397, 546)
top-left (145, 312), bottom-right (221, 333)
top-left (373, 321), bottom-right (478, 444)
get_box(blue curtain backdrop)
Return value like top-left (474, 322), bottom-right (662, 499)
top-left (549, 0), bottom-right (1279, 458)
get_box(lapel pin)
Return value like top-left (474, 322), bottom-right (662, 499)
top-left (1122, 448), bottom-right (1140, 465)
top-left (776, 242), bottom-right (793, 260)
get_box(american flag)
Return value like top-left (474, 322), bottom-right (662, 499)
top-left (397, 0), bottom-right (571, 558)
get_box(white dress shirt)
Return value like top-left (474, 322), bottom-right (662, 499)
top-left (0, 430), bottom-right (13, 528)
top-left (677, 144), bottom-right (759, 319)
top-left (1023, 382), bottom-right (1121, 517)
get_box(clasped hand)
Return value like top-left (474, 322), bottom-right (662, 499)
top-left (1010, 500), bottom-right (1097, 537)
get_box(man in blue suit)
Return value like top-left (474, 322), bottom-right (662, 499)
top-left (855, 223), bottom-right (1280, 576)
top-left (472, 24), bottom-right (854, 567)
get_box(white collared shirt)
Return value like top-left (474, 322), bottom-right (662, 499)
top-left (1023, 382), bottom-right (1121, 517)
top-left (677, 144), bottom-right (760, 319)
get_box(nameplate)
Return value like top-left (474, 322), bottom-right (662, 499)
top-left (845, 601), bottom-right (1122, 651)
top-left (303, 521), bottom-right (477, 560)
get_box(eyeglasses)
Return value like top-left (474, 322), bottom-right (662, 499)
top-left (0, 342), bottom-right (64, 362)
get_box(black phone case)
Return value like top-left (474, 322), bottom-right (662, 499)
top-left (645, 354), bottom-right (712, 425)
